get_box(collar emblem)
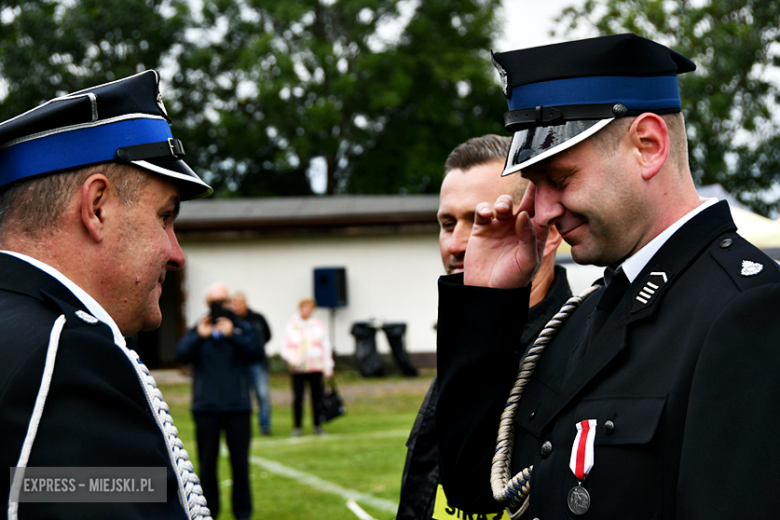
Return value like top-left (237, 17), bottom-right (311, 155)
top-left (75, 310), bottom-right (99, 325)
top-left (741, 260), bottom-right (764, 277)
top-left (632, 270), bottom-right (668, 313)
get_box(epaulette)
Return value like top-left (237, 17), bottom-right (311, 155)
top-left (709, 232), bottom-right (780, 291)
top-left (40, 291), bottom-right (114, 340)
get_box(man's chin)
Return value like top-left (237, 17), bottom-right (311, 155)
top-left (140, 310), bottom-right (163, 333)
top-left (570, 245), bottom-right (611, 267)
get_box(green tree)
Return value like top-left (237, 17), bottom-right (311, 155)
top-left (347, 0), bottom-right (506, 194)
top-left (171, 0), bottom-right (506, 196)
top-left (556, 0), bottom-right (780, 216)
top-left (0, 0), bottom-right (190, 121)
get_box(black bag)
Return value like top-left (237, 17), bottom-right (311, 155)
top-left (319, 379), bottom-right (346, 423)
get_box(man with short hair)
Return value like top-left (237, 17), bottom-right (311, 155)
top-left (435, 33), bottom-right (780, 519)
top-left (176, 283), bottom-right (261, 520)
top-left (397, 134), bottom-right (571, 519)
top-left (0, 71), bottom-right (213, 520)
top-left (232, 291), bottom-right (274, 436)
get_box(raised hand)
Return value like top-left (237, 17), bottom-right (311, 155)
top-left (463, 184), bottom-right (547, 289)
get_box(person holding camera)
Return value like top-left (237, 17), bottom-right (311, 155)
top-left (175, 282), bottom-right (262, 520)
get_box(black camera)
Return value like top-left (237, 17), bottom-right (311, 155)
top-left (209, 301), bottom-right (233, 324)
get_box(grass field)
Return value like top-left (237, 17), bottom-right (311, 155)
top-left (160, 369), bottom-right (434, 520)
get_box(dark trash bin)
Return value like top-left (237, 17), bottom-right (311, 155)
top-left (351, 322), bottom-right (385, 377)
top-left (382, 323), bottom-right (418, 377)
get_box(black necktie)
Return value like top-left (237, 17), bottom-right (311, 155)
top-left (588, 269), bottom-right (630, 347)
top-left (563, 269), bottom-right (630, 383)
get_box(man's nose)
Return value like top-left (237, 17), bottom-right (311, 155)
top-left (534, 184), bottom-right (564, 228)
top-left (167, 228), bottom-right (186, 270)
top-left (448, 221), bottom-right (471, 254)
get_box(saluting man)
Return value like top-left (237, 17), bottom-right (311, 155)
top-left (397, 134), bottom-right (571, 520)
top-left (0, 71), bottom-right (213, 519)
top-left (435, 33), bottom-right (780, 519)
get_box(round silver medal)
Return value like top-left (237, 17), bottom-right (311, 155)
top-left (567, 485), bottom-right (590, 515)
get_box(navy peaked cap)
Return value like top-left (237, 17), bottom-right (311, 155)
top-left (0, 70), bottom-right (212, 200)
top-left (493, 32), bottom-right (695, 94)
top-left (492, 33), bottom-right (696, 176)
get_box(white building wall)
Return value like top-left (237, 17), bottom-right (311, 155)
top-left (179, 232), bottom-right (444, 357)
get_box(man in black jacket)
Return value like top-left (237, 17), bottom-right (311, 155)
top-left (232, 290), bottom-right (274, 435)
top-left (436, 33), bottom-right (780, 519)
top-left (397, 134), bottom-right (571, 519)
top-left (0, 71), bottom-right (213, 519)
top-left (176, 283), bottom-right (261, 520)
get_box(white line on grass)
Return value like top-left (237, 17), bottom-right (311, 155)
top-left (252, 429), bottom-right (409, 448)
top-left (347, 500), bottom-right (377, 520)
top-left (250, 455), bottom-right (398, 514)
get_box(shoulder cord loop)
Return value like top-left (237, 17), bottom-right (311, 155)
top-left (490, 284), bottom-right (600, 518)
top-left (126, 348), bottom-right (212, 520)
top-left (8, 315), bottom-right (67, 520)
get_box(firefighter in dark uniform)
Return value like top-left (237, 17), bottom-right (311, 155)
top-left (397, 135), bottom-right (573, 520)
top-left (0, 71), bottom-right (213, 519)
top-left (435, 33), bottom-right (780, 519)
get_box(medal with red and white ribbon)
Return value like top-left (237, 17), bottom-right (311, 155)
top-left (567, 419), bottom-right (597, 515)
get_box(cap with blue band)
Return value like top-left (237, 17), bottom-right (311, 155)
top-left (492, 33), bottom-right (696, 176)
top-left (0, 70), bottom-right (212, 200)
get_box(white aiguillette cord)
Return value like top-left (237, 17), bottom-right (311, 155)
top-left (490, 284), bottom-right (600, 519)
top-left (125, 348), bottom-right (212, 520)
top-left (7, 313), bottom-right (212, 520)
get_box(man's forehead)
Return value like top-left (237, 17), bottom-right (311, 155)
top-left (520, 145), bottom-right (581, 178)
top-left (145, 174), bottom-right (181, 207)
top-left (444, 162), bottom-right (518, 191)
top-left (208, 284), bottom-right (229, 300)
top-left (440, 175), bottom-right (524, 217)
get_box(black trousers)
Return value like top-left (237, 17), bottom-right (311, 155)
top-left (291, 372), bottom-right (324, 428)
top-left (193, 411), bottom-right (252, 519)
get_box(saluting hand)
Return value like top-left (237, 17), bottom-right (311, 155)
top-left (464, 184), bottom-right (547, 289)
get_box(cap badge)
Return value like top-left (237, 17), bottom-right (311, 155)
top-left (491, 52), bottom-right (510, 98)
top-left (740, 260), bottom-right (764, 277)
top-left (75, 310), bottom-right (99, 325)
top-left (156, 91), bottom-right (168, 116)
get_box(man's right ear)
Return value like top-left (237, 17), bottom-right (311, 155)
top-left (80, 174), bottom-right (111, 243)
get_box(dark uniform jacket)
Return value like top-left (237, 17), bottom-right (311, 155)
top-left (436, 201), bottom-right (780, 519)
top-left (243, 309), bottom-right (272, 368)
top-left (397, 265), bottom-right (572, 519)
top-left (0, 253), bottom-right (188, 519)
top-left (175, 317), bottom-right (261, 413)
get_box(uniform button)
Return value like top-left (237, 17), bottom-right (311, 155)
top-left (604, 420), bottom-right (615, 435)
top-left (720, 238), bottom-right (733, 248)
top-left (540, 441), bottom-right (553, 458)
top-left (528, 410), bottom-right (537, 422)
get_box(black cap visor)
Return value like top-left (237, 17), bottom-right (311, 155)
top-left (502, 118), bottom-right (613, 176)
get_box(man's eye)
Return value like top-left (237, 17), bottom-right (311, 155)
top-left (440, 221), bottom-right (455, 231)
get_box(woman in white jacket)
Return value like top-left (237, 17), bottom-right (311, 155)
top-left (282, 298), bottom-right (334, 436)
